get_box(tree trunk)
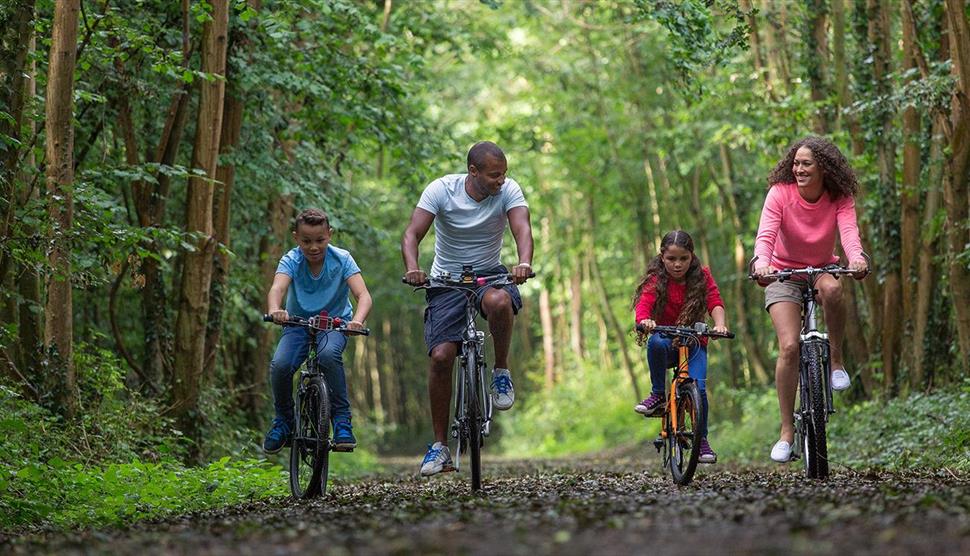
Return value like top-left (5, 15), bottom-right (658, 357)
top-left (943, 0), bottom-right (970, 368)
top-left (569, 268), bottom-right (584, 359)
top-left (805, 0), bottom-right (830, 134)
top-left (900, 0), bottom-right (922, 377)
top-left (43, 0), bottom-right (81, 419)
top-left (832, 0), bottom-right (849, 130)
top-left (539, 285), bottom-right (555, 390)
top-left (761, 0), bottom-right (792, 96)
top-left (17, 30), bottom-right (41, 384)
top-left (739, 0), bottom-right (771, 98)
top-left (172, 0), bottom-right (229, 448)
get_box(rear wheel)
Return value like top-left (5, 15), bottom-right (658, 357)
top-left (669, 382), bottom-right (702, 485)
top-left (289, 376), bottom-right (331, 498)
top-left (802, 342), bottom-right (829, 479)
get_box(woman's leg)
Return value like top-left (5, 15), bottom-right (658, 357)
top-left (815, 274), bottom-right (846, 369)
top-left (686, 345), bottom-right (709, 438)
top-left (270, 327), bottom-right (311, 424)
top-left (769, 302), bottom-right (803, 444)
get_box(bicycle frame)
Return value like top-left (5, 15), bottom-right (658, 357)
top-left (452, 286), bottom-right (492, 466)
top-left (660, 342), bottom-right (695, 442)
top-left (790, 275), bottom-right (834, 460)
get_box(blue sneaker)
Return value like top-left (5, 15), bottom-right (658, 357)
top-left (491, 368), bottom-right (515, 410)
top-left (262, 418), bottom-right (291, 454)
top-left (333, 418), bottom-right (357, 452)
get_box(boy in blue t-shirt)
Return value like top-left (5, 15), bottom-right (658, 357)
top-left (263, 208), bottom-right (373, 454)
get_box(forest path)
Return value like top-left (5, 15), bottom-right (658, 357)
top-left (6, 455), bottom-right (969, 555)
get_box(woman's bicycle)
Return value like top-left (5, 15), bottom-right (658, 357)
top-left (405, 267), bottom-right (533, 491)
top-left (748, 256), bottom-right (869, 479)
top-left (263, 313), bottom-right (369, 498)
top-left (637, 322), bottom-right (734, 486)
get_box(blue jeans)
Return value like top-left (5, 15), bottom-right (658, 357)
top-left (647, 334), bottom-right (709, 438)
top-left (270, 326), bottom-right (350, 424)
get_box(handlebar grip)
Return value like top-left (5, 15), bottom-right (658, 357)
top-left (263, 314), bottom-right (272, 322)
top-left (635, 323), bottom-right (646, 334)
top-left (717, 331), bottom-right (736, 339)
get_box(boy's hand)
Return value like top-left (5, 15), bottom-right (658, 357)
top-left (404, 269), bottom-right (427, 286)
top-left (346, 320), bottom-right (364, 331)
top-left (270, 309), bottom-right (289, 323)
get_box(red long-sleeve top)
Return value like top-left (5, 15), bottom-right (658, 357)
top-left (634, 267), bottom-right (725, 346)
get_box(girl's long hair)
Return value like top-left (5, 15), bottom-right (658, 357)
top-left (631, 230), bottom-right (708, 345)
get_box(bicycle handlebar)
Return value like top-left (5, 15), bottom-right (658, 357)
top-left (402, 271), bottom-right (536, 289)
top-left (635, 322), bottom-right (735, 340)
top-left (262, 314), bottom-right (370, 336)
top-left (747, 252), bottom-right (872, 283)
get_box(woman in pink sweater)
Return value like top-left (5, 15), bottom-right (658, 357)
top-left (751, 136), bottom-right (868, 463)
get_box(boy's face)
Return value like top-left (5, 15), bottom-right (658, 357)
top-left (293, 223), bottom-right (331, 264)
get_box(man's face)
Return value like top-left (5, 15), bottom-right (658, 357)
top-left (293, 223), bottom-right (331, 264)
top-left (470, 155), bottom-right (508, 197)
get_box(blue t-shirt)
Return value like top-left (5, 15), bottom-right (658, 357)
top-left (276, 245), bottom-right (361, 320)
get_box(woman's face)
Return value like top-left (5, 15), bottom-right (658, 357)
top-left (662, 244), bottom-right (693, 282)
top-left (793, 146), bottom-right (822, 190)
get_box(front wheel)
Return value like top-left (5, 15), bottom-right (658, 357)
top-left (466, 352), bottom-right (483, 491)
top-left (669, 382), bottom-right (702, 485)
top-left (801, 342), bottom-right (829, 479)
top-left (290, 376), bottom-right (331, 498)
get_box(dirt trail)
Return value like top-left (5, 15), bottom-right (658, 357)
top-left (5, 457), bottom-right (969, 555)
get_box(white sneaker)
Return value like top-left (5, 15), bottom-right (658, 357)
top-left (771, 440), bottom-right (792, 463)
top-left (419, 442), bottom-right (454, 476)
top-left (831, 368), bottom-right (851, 391)
top-left (491, 368), bottom-right (514, 410)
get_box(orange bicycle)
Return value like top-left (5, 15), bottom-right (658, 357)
top-left (637, 322), bottom-right (734, 485)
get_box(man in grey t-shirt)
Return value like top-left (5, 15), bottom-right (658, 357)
top-left (402, 141), bottom-right (534, 477)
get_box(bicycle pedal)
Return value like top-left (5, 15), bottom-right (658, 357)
top-left (652, 437), bottom-right (663, 452)
top-left (331, 445), bottom-right (355, 453)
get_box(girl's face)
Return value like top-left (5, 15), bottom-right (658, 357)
top-left (793, 146), bottom-right (822, 190)
top-left (293, 223), bottom-right (331, 265)
top-left (662, 244), bottom-right (693, 282)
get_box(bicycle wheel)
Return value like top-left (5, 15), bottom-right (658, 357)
top-left (801, 342), bottom-right (829, 479)
top-left (290, 376), bottom-right (331, 498)
top-left (668, 381), bottom-right (702, 485)
top-left (466, 351), bottom-right (483, 491)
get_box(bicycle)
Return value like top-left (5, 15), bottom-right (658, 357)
top-left (405, 266), bottom-right (533, 491)
top-left (747, 255), bottom-right (870, 479)
top-left (262, 312), bottom-right (369, 498)
top-left (637, 322), bottom-right (734, 486)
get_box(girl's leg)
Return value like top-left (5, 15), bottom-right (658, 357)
top-left (316, 331), bottom-right (350, 421)
top-left (686, 345), bottom-right (709, 438)
top-left (646, 334), bottom-right (677, 395)
top-left (815, 273), bottom-right (846, 369)
top-left (769, 302), bottom-right (803, 444)
top-left (270, 327), bottom-right (311, 423)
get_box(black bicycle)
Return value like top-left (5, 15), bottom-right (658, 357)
top-left (263, 313), bottom-right (369, 498)
top-left (405, 266), bottom-right (533, 491)
top-left (636, 323), bottom-right (734, 485)
top-left (748, 255), bottom-right (869, 479)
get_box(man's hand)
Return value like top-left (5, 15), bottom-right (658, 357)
top-left (270, 309), bottom-right (289, 323)
top-left (511, 262), bottom-right (533, 284)
top-left (404, 269), bottom-right (427, 286)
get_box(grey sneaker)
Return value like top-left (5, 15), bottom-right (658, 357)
top-left (419, 442), bottom-right (455, 476)
top-left (491, 368), bottom-right (514, 410)
top-left (831, 368), bottom-right (851, 391)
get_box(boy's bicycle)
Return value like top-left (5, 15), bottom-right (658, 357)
top-left (748, 255), bottom-right (869, 479)
top-left (405, 266), bottom-right (533, 491)
top-left (637, 322), bottom-right (734, 486)
top-left (263, 313), bottom-right (369, 498)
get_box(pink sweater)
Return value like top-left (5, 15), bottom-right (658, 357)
top-left (754, 183), bottom-right (864, 269)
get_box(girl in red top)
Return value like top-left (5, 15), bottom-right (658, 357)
top-left (632, 230), bottom-right (729, 463)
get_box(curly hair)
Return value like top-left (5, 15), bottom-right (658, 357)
top-left (767, 136), bottom-right (858, 200)
top-left (631, 230), bottom-right (709, 346)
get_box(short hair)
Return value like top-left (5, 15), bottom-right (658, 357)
top-left (293, 208), bottom-right (330, 231)
top-left (466, 141), bottom-right (506, 169)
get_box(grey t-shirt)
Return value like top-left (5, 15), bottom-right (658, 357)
top-left (416, 173), bottom-right (528, 277)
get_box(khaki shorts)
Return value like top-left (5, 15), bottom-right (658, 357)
top-left (764, 279), bottom-right (808, 310)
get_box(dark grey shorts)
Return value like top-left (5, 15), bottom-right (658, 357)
top-left (423, 267), bottom-right (523, 354)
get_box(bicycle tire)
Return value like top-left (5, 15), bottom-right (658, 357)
top-left (290, 376), bottom-right (331, 498)
top-left (669, 381), bottom-right (702, 485)
top-left (802, 342), bottom-right (829, 479)
top-left (466, 350), bottom-right (482, 491)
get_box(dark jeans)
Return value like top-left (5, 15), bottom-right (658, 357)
top-left (647, 334), bottom-right (709, 438)
top-left (270, 326), bottom-right (349, 424)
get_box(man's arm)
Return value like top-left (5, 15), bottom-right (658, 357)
top-left (508, 206), bottom-right (533, 283)
top-left (267, 273), bottom-right (292, 323)
top-left (401, 207), bottom-right (435, 285)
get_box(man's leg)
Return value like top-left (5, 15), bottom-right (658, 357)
top-left (429, 342), bottom-right (459, 443)
top-left (482, 288), bottom-right (514, 369)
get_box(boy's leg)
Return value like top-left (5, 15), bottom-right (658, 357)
top-left (316, 331), bottom-right (355, 450)
top-left (265, 327), bottom-right (310, 453)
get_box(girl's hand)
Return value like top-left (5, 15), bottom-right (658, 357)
top-left (849, 259), bottom-right (869, 279)
top-left (712, 324), bottom-right (730, 335)
top-left (270, 309), bottom-right (289, 323)
top-left (638, 319), bottom-right (656, 333)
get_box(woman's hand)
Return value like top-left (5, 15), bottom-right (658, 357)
top-left (753, 265), bottom-right (777, 277)
top-left (849, 259), bottom-right (869, 279)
